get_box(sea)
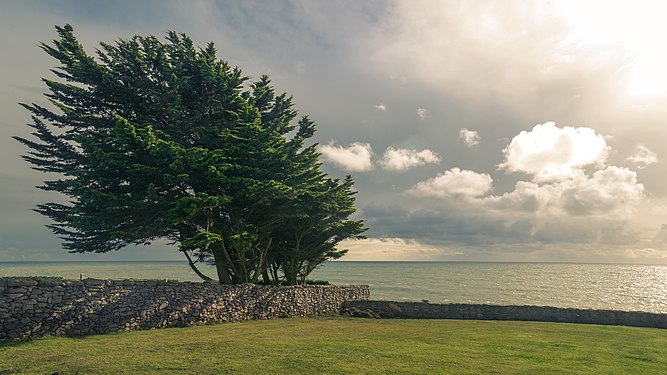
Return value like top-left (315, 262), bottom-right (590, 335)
top-left (2, 261), bottom-right (667, 313)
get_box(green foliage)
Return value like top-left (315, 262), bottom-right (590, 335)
top-left (15, 25), bottom-right (366, 284)
top-left (264, 174), bottom-right (366, 285)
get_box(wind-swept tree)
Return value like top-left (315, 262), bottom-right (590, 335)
top-left (266, 175), bottom-right (366, 285)
top-left (15, 25), bottom-right (365, 284)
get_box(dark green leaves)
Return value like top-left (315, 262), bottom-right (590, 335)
top-left (16, 25), bottom-right (366, 284)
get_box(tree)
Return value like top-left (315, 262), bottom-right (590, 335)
top-left (14, 25), bottom-right (366, 284)
top-left (266, 176), bottom-right (366, 285)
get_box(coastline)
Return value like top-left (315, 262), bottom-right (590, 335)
top-left (4, 262), bottom-right (667, 313)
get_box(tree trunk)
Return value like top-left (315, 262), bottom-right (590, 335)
top-left (261, 268), bottom-right (270, 284)
top-left (181, 250), bottom-right (213, 281)
top-left (269, 262), bottom-right (281, 285)
top-left (250, 237), bottom-right (272, 283)
top-left (212, 242), bottom-right (234, 284)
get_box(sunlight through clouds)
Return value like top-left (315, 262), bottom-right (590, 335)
top-left (554, 0), bottom-right (667, 95)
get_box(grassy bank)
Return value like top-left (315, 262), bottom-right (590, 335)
top-left (2, 317), bottom-right (667, 374)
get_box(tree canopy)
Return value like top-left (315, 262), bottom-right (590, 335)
top-left (14, 25), bottom-right (366, 284)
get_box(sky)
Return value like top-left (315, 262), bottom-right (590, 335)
top-left (2, 0), bottom-right (667, 263)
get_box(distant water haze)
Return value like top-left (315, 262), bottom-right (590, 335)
top-left (2, 261), bottom-right (667, 313)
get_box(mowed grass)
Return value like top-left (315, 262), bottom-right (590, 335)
top-left (2, 317), bottom-right (667, 374)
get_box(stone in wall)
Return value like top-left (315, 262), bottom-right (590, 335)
top-left (342, 300), bottom-right (667, 329)
top-left (0, 278), bottom-right (370, 340)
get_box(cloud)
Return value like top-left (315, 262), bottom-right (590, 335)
top-left (499, 122), bottom-right (609, 182)
top-left (396, 121), bottom-right (649, 256)
top-left (652, 224), bottom-right (667, 244)
top-left (408, 168), bottom-right (493, 198)
top-left (627, 145), bottom-right (658, 169)
top-left (374, 103), bottom-right (387, 111)
top-left (458, 128), bottom-right (480, 147)
top-left (559, 166), bottom-right (644, 217)
top-left (318, 141), bottom-right (374, 172)
top-left (486, 166), bottom-right (645, 218)
top-left (651, 205), bottom-right (667, 216)
top-left (361, 199), bottom-right (651, 260)
top-left (340, 237), bottom-right (461, 261)
top-left (318, 143), bottom-right (441, 172)
top-left (368, 1), bottom-right (627, 110)
top-left (360, 203), bottom-right (549, 251)
top-left (380, 147), bottom-right (441, 171)
top-left (484, 180), bottom-right (553, 213)
top-left (416, 107), bottom-right (429, 120)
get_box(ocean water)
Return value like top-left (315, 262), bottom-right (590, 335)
top-left (2, 261), bottom-right (667, 313)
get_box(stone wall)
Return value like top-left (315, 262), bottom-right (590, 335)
top-left (0, 277), bottom-right (370, 339)
top-left (343, 300), bottom-right (667, 329)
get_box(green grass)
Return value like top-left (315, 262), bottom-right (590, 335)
top-left (2, 317), bottom-right (667, 374)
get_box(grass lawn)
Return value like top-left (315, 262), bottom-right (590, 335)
top-left (1, 317), bottom-right (667, 374)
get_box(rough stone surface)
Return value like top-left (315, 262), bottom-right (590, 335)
top-left (342, 300), bottom-right (667, 329)
top-left (0, 277), bottom-right (369, 340)
top-left (341, 307), bottom-right (381, 319)
top-left (5, 278), bottom-right (38, 287)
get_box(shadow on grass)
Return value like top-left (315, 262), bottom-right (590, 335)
top-left (0, 339), bottom-right (26, 348)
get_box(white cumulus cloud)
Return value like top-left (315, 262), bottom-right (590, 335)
top-left (416, 107), bottom-right (429, 120)
top-left (559, 166), bottom-right (644, 217)
top-left (486, 166), bottom-right (644, 218)
top-left (374, 103), bottom-right (387, 111)
top-left (408, 168), bottom-right (493, 198)
top-left (627, 145), bottom-right (658, 169)
top-left (499, 122), bottom-right (609, 182)
top-left (484, 180), bottom-right (554, 213)
top-left (318, 141), bottom-right (374, 172)
top-left (459, 128), bottom-right (480, 147)
top-left (380, 147), bottom-right (441, 171)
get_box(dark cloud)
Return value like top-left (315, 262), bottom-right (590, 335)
top-left (362, 203), bottom-right (534, 247)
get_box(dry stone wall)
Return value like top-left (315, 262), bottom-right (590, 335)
top-left (343, 300), bottom-right (667, 328)
top-left (0, 277), bottom-right (370, 339)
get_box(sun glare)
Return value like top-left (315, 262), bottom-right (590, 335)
top-left (555, 0), bottom-right (667, 96)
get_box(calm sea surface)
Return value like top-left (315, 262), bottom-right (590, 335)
top-left (2, 261), bottom-right (667, 313)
